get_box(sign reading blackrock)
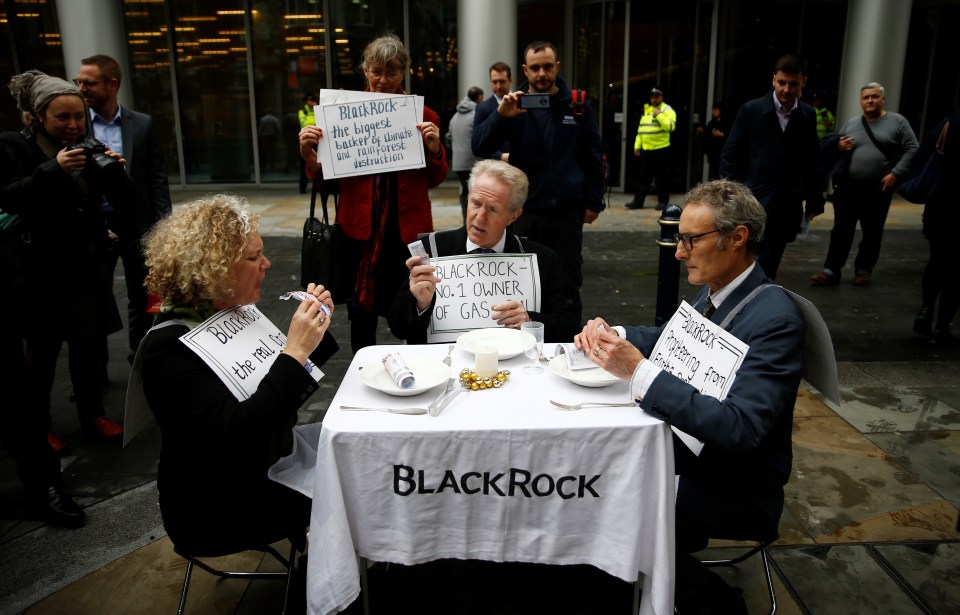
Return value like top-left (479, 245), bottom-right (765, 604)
top-left (393, 465), bottom-right (600, 499)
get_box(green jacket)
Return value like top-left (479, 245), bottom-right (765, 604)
top-left (634, 102), bottom-right (676, 151)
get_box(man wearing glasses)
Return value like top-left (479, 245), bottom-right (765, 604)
top-left (575, 180), bottom-right (804, 615)
top-left (69, 54), bottom-right (170, 441)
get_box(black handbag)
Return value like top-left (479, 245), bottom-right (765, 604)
top-left (899, 121), bottom-right (948, 204)
top-left (301, 182), bottom-right (355, 303)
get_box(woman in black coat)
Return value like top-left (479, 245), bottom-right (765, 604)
top-left (139, 194), bottom-right (338, 553)
top-left (0, 70), bottom-right (136, 447)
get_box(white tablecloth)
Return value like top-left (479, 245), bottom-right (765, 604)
top-left (303, 344), bottom-right (675, 615)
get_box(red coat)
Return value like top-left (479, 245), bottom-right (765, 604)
top-left (308, 104), bottom-right (447, 244)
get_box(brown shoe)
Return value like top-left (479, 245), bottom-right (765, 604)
top-left (810, 271), bottom-right (839, 286)
top-left (852, 273), bottom-right (872, 286)
top-left (83, 416), bottom-right (124, 441)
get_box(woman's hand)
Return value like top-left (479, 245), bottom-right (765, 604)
top-left (299, 125), bottom-right (323, 171)
top-left (282, 286), bottom-right (332, 364)
top-left (418, 121), bottom-right (441, 156)
top-left (56, 146), bottom-right (86, 174)
top-left (103, 146), bottom-right (127, 167)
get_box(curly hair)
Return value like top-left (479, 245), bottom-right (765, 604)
top-left (143, 194), bottom-right (261, 306)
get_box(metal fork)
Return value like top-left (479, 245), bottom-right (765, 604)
top-left (549, 400), bottom-right (637, 411)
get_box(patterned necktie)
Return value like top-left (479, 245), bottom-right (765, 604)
top-left (703, 297), bottom-right (716, 319)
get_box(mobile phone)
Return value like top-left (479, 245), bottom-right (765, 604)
top-left (518, 93), bottom-right (550, 109)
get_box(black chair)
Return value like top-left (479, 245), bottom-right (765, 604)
top-left (702, 536), bottom-right (778, 615)
top-left (173, 542), bottom-right (299, 615)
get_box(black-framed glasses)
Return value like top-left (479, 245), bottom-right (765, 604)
top-left (73, 79), bottom-right (104, 88)
top-left (674, 229), bottom-right (721, 250)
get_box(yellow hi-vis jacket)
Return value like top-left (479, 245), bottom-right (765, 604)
top-left (298, 104), bottom-right (316, 129)
top-left (634, 102), bottom-right (676, 151)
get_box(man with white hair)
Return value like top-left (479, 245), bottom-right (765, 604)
top-left (810, 81), bottom-right (918, 287)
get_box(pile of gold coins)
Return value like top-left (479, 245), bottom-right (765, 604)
top-left (459, 368), bottom-right (510, 391)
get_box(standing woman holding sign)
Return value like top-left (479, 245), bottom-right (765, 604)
top-left (138, 194), bottom-right (338, 553)
top-left (299, 33), bottom-right (448, 352)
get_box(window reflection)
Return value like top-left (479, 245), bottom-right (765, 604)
top-left (170, 0), bottom-right (253, 183)
top-left (123, 0), bottom-right (180, 185)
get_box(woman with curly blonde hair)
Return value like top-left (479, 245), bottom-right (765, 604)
top-left (138, 194), bottom-right (339, 554)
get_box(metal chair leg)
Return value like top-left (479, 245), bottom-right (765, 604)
top-left (703, 541), bottom-right (777, 615)
top-left (281, 542), bottom-right (297, 615)
top-left (177, 560), bottom-right (194, 615)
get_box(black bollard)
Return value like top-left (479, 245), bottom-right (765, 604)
top-left (654, 203), bottom-right (682, 326)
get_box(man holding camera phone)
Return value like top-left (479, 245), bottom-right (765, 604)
top-left (473, 40), bottom-right (605, 298)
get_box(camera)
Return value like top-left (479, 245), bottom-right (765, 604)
top-left (67, 136), bottom-right (125, 180)
top-left (517, 93), bottom-right (550, 109)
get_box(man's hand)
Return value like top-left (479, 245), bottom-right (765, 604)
top-left (574, 318), bottom-right (643, 379)
top-left (634, 147), bottom-right (641, 157)
top-left (584, 210), bottom-right (600, 224)
top-left (406, 255), bottom-right (439, 312)
top-left (880, 172), bottom-right (897, 191)
top-left (491, 300), bottom-right (529, 328)
top-left (497, 91), bottom-right (527, 119)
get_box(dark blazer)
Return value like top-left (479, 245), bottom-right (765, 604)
top-left (624, 264), bottom-right (804, 536)
top-left (141, 315), bottom-right (338, 552)
top-left (118, 107), bottom-right (171, 238)
top-left (720, 92), bottom-right (825, 243)
top-left (387, 227), bottom-right (582, 343)
top-left (472, 96), bottom-right (509, 160)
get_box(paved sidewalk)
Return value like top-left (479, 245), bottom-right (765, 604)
top-left (2, 183), bottom-right (958, 614)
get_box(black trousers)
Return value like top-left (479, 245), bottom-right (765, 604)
top-left (633, 147), bottom-right (671, 206)
top-left (0, 331), bottom-right (62, 489)
top-left (824, 179), bottom-right (894, 275)
top-left (106, 235), bottom-right (153, 361)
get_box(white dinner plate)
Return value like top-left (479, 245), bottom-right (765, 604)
top-left (456, 327), bottom-right (532, 360)
top-left (358, 357), bottom-right (450, 396)
top-left (549, 355), bottom-right (621, 388)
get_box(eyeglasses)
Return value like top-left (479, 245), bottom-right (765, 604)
top-left (73, 79), bottom-right (104, 88)
top-left (674, 229), bottom-right (721, 251)
top-left (366, 67), bottom-right (404, 80)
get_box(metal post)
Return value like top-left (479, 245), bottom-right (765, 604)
top-left (655, 204), bottom-right (682, 326)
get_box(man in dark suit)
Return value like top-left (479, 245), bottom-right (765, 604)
top-left (388, 160), bottom-right (581, 344)
top-left (77, 54), bottom-right (172, 364)
top-left (575, 180), bottom-right (805, 615)
top-left (720, 54), bottom-right (825, 279)
top-left (472, 62), bottom-right (512, 162)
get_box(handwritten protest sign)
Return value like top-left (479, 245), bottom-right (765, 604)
top-left (648, 301), bottom-right (749, 455)
top-left (180, 305), bottom-right (323, 401)
top-left (314, 90), bottom-right (425, 178)
top-left (123, 306), bottom-right (324, 447)
top-left (426, 253), bottom-right (541, 343)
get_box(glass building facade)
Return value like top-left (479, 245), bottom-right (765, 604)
top-left (2, 0), bottom-right (958, 194)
